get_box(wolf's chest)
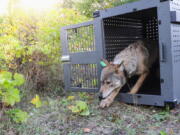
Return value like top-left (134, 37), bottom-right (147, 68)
top-left (113, 47), bottom-right (139, 77)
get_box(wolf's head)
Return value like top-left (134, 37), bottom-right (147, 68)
top-left (99, 59), bottom-right (127, 100)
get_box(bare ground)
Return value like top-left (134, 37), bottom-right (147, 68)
top-left (0, 92), bottom-right (180, 135)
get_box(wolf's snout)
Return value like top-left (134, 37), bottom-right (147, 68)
top-left (98, 92), bottom-right (103, 100)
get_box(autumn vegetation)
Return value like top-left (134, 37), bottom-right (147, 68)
top-left (0, 0), bottom-right (179, 135)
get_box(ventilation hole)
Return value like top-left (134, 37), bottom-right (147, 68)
top-left (70, 64), bottom-right (98, 88)
top-left (67, 25), bottom-right (95, 53)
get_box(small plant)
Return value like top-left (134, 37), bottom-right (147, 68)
top-left (31, 94), bottom-right (42, 108)
top-left (78, 92), bottom-right (89, 100)
top-left (6, 109), bottom-right (29, 123)
top-left (60, 98), bottom-right (69, 106)
top-left (159, 131), bottom-right (168, 135)
top-left (153, 111), bottom-right (170, 121)
top-left (68, 100), bottom-right (90, 116)
top-left (0, 71), bottom-right (25, 106)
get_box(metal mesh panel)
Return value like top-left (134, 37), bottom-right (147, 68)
top-left (104, 17), bottom-right (143, 61)
top-left (67, 25), bottom-right (95, 53)
top-left (70, 64), bottom-right (98, 88)
top-left (170, 0), bottom-right (180, 11)
top-left (103, 8), bottom-right (158, 61)
top-left (171, 24), bottom-right (180, 63)
top-left (144, 17), bottom-right (159, 40)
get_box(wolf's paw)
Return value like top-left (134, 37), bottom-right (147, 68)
top-left (99, 99), bottom-right (113, 108)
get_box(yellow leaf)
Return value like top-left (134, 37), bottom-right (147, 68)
top-left (67, 105), bottom-right (74, 110)
top-left (67, 96), bottom-right (75, 100)
top-left (31, 95), bottom-right (42, 108)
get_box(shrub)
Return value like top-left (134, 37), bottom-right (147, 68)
top-left (0, 8), bottom-right (88, 92)
top-left (0, 71), bottom-right (25, 106)
top-left (6, 108), bottom-right (28, 123)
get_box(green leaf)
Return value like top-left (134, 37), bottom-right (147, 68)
top-left (160, 131), bottom-right (168, 135)
top-left (3, 88), bottom-right (20, 106)
top-left (76, 101), bottom-right (88, 110)
top-left (69, 100), bottom-right (90, 116)
top-left (80, 108), bottom-right (90, 116)
top-left (0, 71), bottom-right (24, 106)
top-left (0, 71), bottom-right (12, 80)
top-left (153, 111), bottom-right (169, 121)
top-left (71, 106), bottom-right (80, 113)
top-left (0, 90), bottom-right (3, 95)
top-left (6, 109), bottom-right (29, 123)
top-left (13, 73), bottom-right (25, 86)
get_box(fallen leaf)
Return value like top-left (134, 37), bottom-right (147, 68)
top-left (169, 128), bottom-right (174, 135)
top-left (67, 96), bottom-right (75, 100)
top-left (30, 95), bottom-right (42, 108)
top-left (67, 105), bottom-right (74, 110)
top-left (83, 128), bottom-right (91, 133)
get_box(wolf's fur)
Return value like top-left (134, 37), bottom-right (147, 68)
top-left (99, 40), bottom-right (158, 108)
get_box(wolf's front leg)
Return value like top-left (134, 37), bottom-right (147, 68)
top-left (100, 89), bottom-right (120, 108)
top-left (129, 72), bottom-right (149, 94)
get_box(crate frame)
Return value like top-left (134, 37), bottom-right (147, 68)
top-left (61, 0), bottom-right (180, 107)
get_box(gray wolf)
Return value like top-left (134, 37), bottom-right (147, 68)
top-left (99, 40), bottom-right (158, 108)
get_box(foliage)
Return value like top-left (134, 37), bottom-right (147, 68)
top-left (0, 0), bottom-right (139, 93)
top-left (153, 111), bottom-right (170, 121)
top-left (159, 131), bottom-right (168, 135)
top-left (76, 0), bottom-right (139, 17)
top-left (68, 100), bottom-right (90, 116)
top-left (78, 92), bottom-right (89, 100)
top-left (0, 71), bottom-right (24, 106)
top-left (67, 96), bottom-right (75, 101)
top-left (60, 98), bottom-right (69, 106)
top-left (6, 108), bottom-right (28, 123)
top-left (0, 35), bottom-right (25, 70)
top-left (0, 4), bottom-right (88, 91)
top-left (31, 95), bottom-right (42, 108)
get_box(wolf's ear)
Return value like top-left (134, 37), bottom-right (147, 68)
top-left (120, 61), bottom-right (125, 72)
top-left (114, 61), bottom-right (125, 74)
top-left (115, 61), bottom-right (124, 69)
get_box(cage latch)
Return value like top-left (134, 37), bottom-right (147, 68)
top-left (61, 55), bottom-right (70, 62)
top-left (93, 11), bottom-right (100, 18)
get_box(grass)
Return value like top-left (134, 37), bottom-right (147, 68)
top-left (0, 92), bottom-right (180, 135)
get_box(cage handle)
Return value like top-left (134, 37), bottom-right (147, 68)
top-left (160, 43), bottom-right (165, 62)
top-left (171, 11), bottom-right (180, 23)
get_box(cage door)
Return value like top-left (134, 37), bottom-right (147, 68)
top-left (61, 21), bottom-right (101, 92)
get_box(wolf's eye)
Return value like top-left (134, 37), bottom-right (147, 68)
top-left (106, 81), bottom-right (111, 84)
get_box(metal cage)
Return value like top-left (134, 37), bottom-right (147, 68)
top-left (61, 0), bottom-right (180, 107)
